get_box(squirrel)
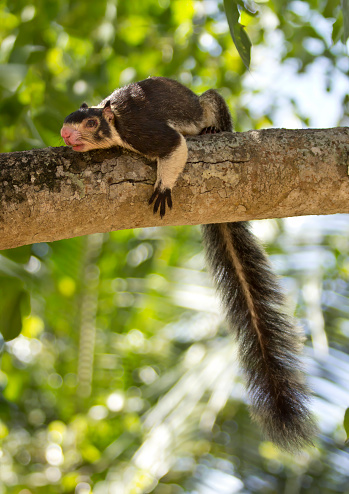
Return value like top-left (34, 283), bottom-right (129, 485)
top-left (61, 76), bottom-right (316, 450)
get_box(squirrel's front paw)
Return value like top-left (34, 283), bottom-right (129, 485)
top-left (148, 187), bottom-right (172, 218)
top-left (200, 126), bottom-right (220, 134)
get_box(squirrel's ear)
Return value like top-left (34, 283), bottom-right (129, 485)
top-left (102, 100), bottom-right (114, 123)
top-left (80, 102), bottom-right (88, 109)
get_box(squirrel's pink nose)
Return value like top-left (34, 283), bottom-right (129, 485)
top-left (61, 127), bottom-right (72, 139)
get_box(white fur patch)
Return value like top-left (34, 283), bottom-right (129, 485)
top-left (168, 120), bottom-right (202, 136)
top-left (219, 224), bottom-right (267, 360)
top-left (155, 134), bottom-right (188, 190)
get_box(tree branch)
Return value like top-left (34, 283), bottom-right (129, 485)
top-left (1, 127), bottom-right (348, 250)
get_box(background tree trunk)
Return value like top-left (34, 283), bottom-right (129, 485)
top-left (1, 127), bottom-right (348, 250)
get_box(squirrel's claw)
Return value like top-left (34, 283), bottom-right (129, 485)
top-left (199, 126), bottom-right (221, 135)
top-left (149, 187), bottom-right (172, 218)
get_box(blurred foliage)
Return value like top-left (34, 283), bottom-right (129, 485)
top-left (1, 0), bottom-right (348, 153)
top-left (1, 0), bottom-right (349, 493)
top-left (344, 408), bottom-right (349, 443)
top-left (223, 0), bottom-right (253, 68)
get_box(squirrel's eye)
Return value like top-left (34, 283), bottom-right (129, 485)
top-left (86, 119), bottom-right (97, 128)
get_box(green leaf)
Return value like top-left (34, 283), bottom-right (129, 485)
top-left (344, 408), bottom-right (349, 444)
top-left (333, 10), bottom-right (344, 44)
top-left (345, 408), bottom-right (349, 443)
top-left (1, 245), bottom-right (32, 264)
top-left (323, 0), bottom-right (339, 18)
top-left (342, 0), bottom-right (349, 42)
top-left (0, 277), bottom-right (30, 341)
top-left (239, 0), bottom-right (258, 16)
top-left (224, 0), bottom-right (252, 69)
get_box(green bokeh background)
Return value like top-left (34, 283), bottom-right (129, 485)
top-left (1, 1), bottom-right (349, 493)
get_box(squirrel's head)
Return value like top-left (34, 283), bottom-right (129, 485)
top-left (61, 101), bottom-right (116, 152)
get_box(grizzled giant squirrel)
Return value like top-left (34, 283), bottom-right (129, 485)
top-left (61, 76), bottom-right (316, 450)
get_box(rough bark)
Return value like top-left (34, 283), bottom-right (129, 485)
top-left (0, 127), bottom-right (348, 250)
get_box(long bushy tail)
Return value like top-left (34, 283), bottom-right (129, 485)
top-left (202, 221), bottom-right (316, 450)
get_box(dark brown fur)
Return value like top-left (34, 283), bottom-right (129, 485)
top-left (202, 222), bottom-right (316, 449)
top-left (62, 78), bottom-right (315, 448)
top-left (62, 77), bottom-right (232, 217)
